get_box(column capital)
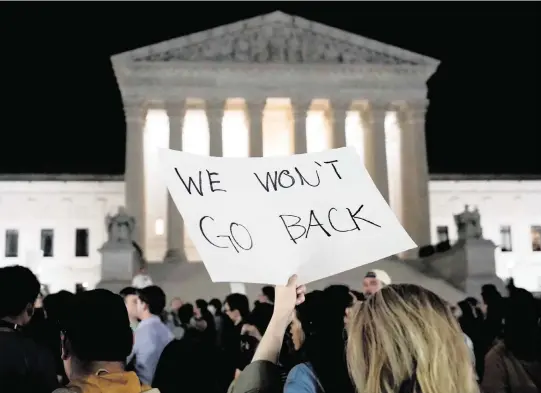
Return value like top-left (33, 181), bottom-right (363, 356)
top-left (205, 98), bottom-right (227, 110)
top-left (395, 103), bottom-right (427, 126)
top-left (369, 100), bottom-right (390, 112)
top-left (245, 99), bottom-right (267, 112)
top-left (123, 100), bottom-right (148, 121)
top-left (165, 100), bottom-right (187, 117)
top-left (290, 97), bottom-right (313, 113)
top-left (367, 101), bottom-right (390, 124)
top-left (330, 98), bottom-right (352, 112)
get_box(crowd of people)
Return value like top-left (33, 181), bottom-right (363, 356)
top-left (0, 264), bottom-right (540, 393)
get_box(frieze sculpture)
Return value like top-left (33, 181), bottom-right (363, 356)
top-left (106, 206), bottom-right (136, 244)
top-left (132, 24), bottom-right (420, 66)
top-left (454, 205), bottom-right (483, 240)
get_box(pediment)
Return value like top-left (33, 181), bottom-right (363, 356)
top-left (114, 12), bottom-right (438, 67)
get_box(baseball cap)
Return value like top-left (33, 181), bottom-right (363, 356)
top-left (61, 289), bottom-right (133, 362)
top-left (364, 269), bottom-right (392, 286)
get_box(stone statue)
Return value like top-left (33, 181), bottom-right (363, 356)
top-left (106, 206), bottom-right (136, 244)
top-left (454, 205), bottom-right (483, 240)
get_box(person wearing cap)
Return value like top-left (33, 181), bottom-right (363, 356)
top-left (53, 289), bottom-right (158, 393)
top-left (362, 269), bottom-right (391, 297)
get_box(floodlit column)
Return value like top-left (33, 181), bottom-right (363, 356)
top-left (398, 101), bottom-right (431, 247)
top-left (207, 99), bottom-right (226, 157)
top-left (291, 98), bottom-right (312, 154)
top-left (165, 101), bottom-right (187, 261)
top-left (363, 102), bottom-right (390, 202)
top-left (330, 99), bottom-right (350, 149)
top-left (246, 99), bottom-right (266, 157)
top-left (124, 100), bottom-right (148, 247)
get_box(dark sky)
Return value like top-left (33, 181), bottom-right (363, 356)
top-left (1, 3), bottom-right (538, 176)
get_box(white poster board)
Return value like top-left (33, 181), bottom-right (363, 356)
top-left (160, 147), bottom-right (416, 285)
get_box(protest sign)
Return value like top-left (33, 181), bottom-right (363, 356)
top-left (159, 147), bottom-right (416, 285)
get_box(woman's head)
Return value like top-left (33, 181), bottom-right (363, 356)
top-left (294, 287), bottom-right (356, 393)
top-left (290, 291), bottom-right (324, 351)
top-left (347, 284), bottom-right (479, 393)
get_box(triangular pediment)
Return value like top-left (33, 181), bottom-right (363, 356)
top-left (113, 11), bottom-right (438, 67)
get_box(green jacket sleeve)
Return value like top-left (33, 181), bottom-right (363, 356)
top-left (232, 361), bottom-right (283, 393)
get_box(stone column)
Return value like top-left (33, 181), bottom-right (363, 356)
top-left (165, 101), bottom-right (186, 262)
top-left (330, 100), bottom-right (350, 149)
top-left (291, 98), bottom-right (312, 154)
top-left (207, 100), bottom-right (226, 157)
top-left (246, 99), bottom-right (266, 157)
top-left (397, 101), bottom-right (431, 247)
top-left (363, 102), bottom-right (390, 202)
top-left (124, 101), bottom-right (147, 248)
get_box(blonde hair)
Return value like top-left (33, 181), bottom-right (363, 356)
top-left (346, 284), bottom-right (479, 393)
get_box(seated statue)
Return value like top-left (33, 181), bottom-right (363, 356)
top-left (454, 205), bottom-right (483, 240)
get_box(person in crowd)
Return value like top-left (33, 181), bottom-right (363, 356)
top-left (153, 326), bottom-right (221, 393)
top-left (465, 296), bottom-right (483, 318)
top-left (479, 284), bottom-right (505, 380)
top-left (350, 290), bottom-right (365, 302)
top-left (222, 293), bottom-right (251, 386)
top-left (362, 269), bottom-right (391, 296)
top-left (285, 284), bottom-right (355, 393)
top-left (346, 284), bottom-right (479, 393)
top-left (170, 297), bottom-right (183, 312)
top-left (209, 298), bottom-right (226, 347)
top-left (225, 293), bottom-right (251, 328)
top-left (128, 285), bottom-right (174, 385)
top-left (234, 279), bottom-right (479, 393)
top-left (0, 265), bottom-right (59, 393)
top-left (163, 297), bottom-right (184, 338)
top-left (42, 289), bottom-right (76, 385)
top-left (249, 302), bottom-right (274, 338)
top-left (120, 286), bottom-right (140, 331)
top-left (52, 289), bottom-right (158, 393)
top-left (43, 290), bottom-right (75, 323)
top-left (23, 295), bottom-right (69, 385)
top-left (208, 298), bottom-right (222, 316)
top-left (259, 286), bottom-right (275, 305)
top-left (482, 288), bottom-right (541, 393)
top-left (506, 277), bottom-right (517, 297)
top-left (457, 299), bottom-right (483, 378)
top-left (194, 298), bottom-right (217, 345)
top-left (177, 303), bottom-right (195, 328)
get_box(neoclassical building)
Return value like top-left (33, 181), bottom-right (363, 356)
top-left (3, 12), bottom-right (539, 297)
top-left (111, 11), bottom-right (439, 263)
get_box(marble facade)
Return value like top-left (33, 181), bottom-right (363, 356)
top-left (111, 12), bottom-right (439, 262)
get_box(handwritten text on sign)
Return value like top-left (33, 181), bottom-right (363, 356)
top-left (160, 147), bottom-right (416, 285)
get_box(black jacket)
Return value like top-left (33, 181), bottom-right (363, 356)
top-left (0, 328), bottom-right (59, 393)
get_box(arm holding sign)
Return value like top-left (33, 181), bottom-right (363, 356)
top-left (233, 276), bottom-right (306, 393)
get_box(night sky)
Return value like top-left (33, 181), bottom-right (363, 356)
top-left (1, 4), bottom-right (538, 176)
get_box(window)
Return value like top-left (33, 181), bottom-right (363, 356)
top-left (500, 225), bottom-right (513, 252)
top-left (40, 229), bottom-right (54, 257)
top-left (531, 226), bottom-right (541, 252)
top-left (436, 226), bottom-right (449, 243)
top-left (75, 228), bottom-right (89, 257)
top-left (5, 230), bottom-right (19, 258)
